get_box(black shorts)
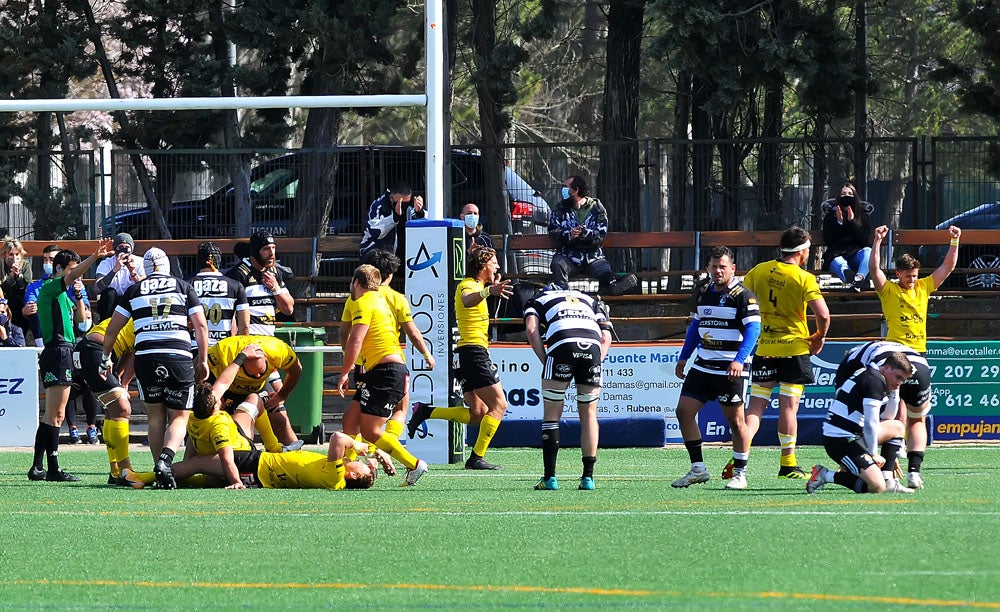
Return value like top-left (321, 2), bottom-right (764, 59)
top-left (134, 353), bottom-right (195, 410)
top-left (899, 358), bottom-right (931, 408)
top-left (456, 345), bottom-right (500, 393)
top-left (544, 341), bottom-right (603, 387)
top-left (681, 367), bottom-right (748, 406)
top-left (357, 362), bottom-right (408, 419)
top-left (40, 342), bottom-right (74, 388)
top-left (751, 354), bottom-right (814, 386)
top-left (74, 338), bottom-right (121, 394)
top-left (233, 449), bottom-right (262, 474)
top-left (823, 435), bottom-right (876, 475)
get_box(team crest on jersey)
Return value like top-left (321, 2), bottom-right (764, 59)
top-left (44, 372), bottom-right (58, 383)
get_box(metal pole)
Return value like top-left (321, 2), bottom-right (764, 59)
top-left (0, 95), bottom-right (426, 113)
top-left (425, 0), bottom-right (445, 220)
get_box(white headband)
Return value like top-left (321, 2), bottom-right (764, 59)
top-left (781, 240), bottom-right (811, 253)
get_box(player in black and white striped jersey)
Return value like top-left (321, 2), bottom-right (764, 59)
top-left (101, 247), bottom-right (209, 489)
top-left (807, 351), bottom-right (914, 495)
top-left (670, 246), bottom-right (761, 490)
top-left (523, 285), bottom-right (613, 491)
top-left (225, 230), bottom-right (294, 337)
top-left (190, 241), bottom-right (249, 350)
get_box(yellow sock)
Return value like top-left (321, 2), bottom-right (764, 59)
top-left (255, 412), bottom-right (282, 453)
top-left (472, 414), bottom-right (502, 458)
top-left (324, 460), bottom-right (346, 490)
top-left (183, 474), bottom-right (209, 488)
top-left (431, 406), bottom-right (471, 424)
top-left (385, 419), bottom-right (404, 438)
top-left (103, 419), bottom-right (130, 476)
top-left (778, 432), bottom-right (797, 467)
top-left (374, 432), bottom-right (418, 470)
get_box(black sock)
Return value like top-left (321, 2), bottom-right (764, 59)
top-left (44, 423), bottom-right (61, 473)
top-left (733, 456), bottom-right (748, 470)
top-left (158, 448), bottom-right (176, 465)
top-left (881, 438), bottom-right (903, 475)
top-left (684, 439), bottom-right (704, 464)
top-left (582, 456), bottom-right (596, 479)
top-left (32, 426), bottom-right (46, 470)
top-left (908, 450), bottom-right (924, 473)
top-left (540, 421), bottom-right (560, 479)
top-left (833, 471), bottom-right (868, 493)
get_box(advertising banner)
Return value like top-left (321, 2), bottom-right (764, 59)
top-left (0, 347), bottom-right (40, 447)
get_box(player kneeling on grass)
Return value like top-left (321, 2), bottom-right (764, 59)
top-left (670, 247), bottom-right (761, 491)
top-left (807, 351), bottom-right (913, 495)
top-left (124, 358), bottom-right (374, 490)
top-left (523, 285), bottom-right (613, 491)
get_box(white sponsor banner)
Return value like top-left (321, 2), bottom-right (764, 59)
top-left (491, 344), bottom-right (686, 442)
top-left (0, 347), bottom-right (41, 446)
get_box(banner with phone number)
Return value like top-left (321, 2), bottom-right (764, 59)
top-left (486, 340), bottom-right (1000, 447)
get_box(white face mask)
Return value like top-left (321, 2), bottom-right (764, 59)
top-left (464, 213), bottom-right (479, 229)
top-left (42, 262), bottom-right (53, 276)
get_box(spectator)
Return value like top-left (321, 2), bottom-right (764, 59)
top-left (93, 233), bottom-right (144, 322)
top-left (0, 296), bottom-right (26, 347)
top-left (822, 182), bottom-right (873, 291)
top-left (359, 181), bottom-right (425, 257)
top-left (460, 203), bottom-right (493, 253)
top-left (547, 175), bottom-right (637, 296)
top-left (1, 237), bottom-right (31, 332)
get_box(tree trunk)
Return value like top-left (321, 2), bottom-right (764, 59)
top-left (598, 0), bottom-right (643, 273)
top-left (472, 0), bottom-right (508, 242)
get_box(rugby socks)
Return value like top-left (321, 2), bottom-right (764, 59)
top-left (254, 412), bottom-right (282, 454)
top-left (881, 437), bottom-right (904, 481)
top-left (541, 421), bottom-right (560, 479)
top-left (384, 419), bottom-right (405, 439)
top-left (103, 419), bottom-right (131, 476)
top-left (778, 433), bottom-right (798, 467)
top-left (833, 471), bottom-right (869, 493)
top-left (45, 423), bottom-right (61, 473)
top-left (32, 425), bottom-right (47, 471)
top-left (158, 448), bottom-right (176, 466)
top-left (431, 405), bottom-right (471, 424)
top-left (472, 414), bottom-right (501, 458)
top-left (907, 450), bottom-right (925, 474)
top-left (374, 432), bottom-right (418, 471)
top-left (684, 439), bottom-right (704, 465)
top-left (582, 456), bottom-right (596, 479)
top-left (732, 451), bottom-right (749, 472)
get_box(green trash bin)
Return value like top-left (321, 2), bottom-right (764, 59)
top-left (274, 326), bottom-right (326, 443)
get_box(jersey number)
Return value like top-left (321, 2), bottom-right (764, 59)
top-left (149, 296), bottom-right (173, 319)
top-left (204, 302), bottom-right (224, 325)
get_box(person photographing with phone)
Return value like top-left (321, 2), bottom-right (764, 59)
top-left (93, 233), bottom-right (145, 321)
top-left (359, 181), bottom-right (426, 259)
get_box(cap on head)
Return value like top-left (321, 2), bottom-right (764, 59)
top-left (249, 230), bottom-right (275, 260)
top-left (113, 233), bottom-right (135, 252)
top-left (143, 247), bottom-right (170, 276)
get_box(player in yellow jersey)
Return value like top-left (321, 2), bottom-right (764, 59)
top-left (870, 223), bottom-right (960, 489)
top-left (338, 264), bottom-right (428, 486)
top-left (74, 317), bottom-right (137, 485)
top-left (206, 334), bottom-right (303, 453)
top-left (741, 227), bottom-right (830, 479)
top-left (124, 348), bottom-right (373, 490)
top-left (407, 246), bottom-right (513, 470)
top-left (339, 249), bottom-right (435, 476)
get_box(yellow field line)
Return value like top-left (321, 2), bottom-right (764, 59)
top-left (3, 579), bottom-right (999, 607)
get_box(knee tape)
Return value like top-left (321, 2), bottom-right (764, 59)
top-left (907, 402), bottom-right (931, 419)
top-left (96, 387), bottom-right (129, 410)
top-left (576, 392), bottom-right (600, 403)
top-left (778, 383), bottom-right (804, 398)
top-left (750, 384), bottom-right (773, 402)
top-left (235, 401), bottom-right (261, 420)
top-left (542, 388), bottom-right (565, 402)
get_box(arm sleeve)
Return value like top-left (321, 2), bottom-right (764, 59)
top-left (735, 320), bottom-right (761, 365)
top-left (678, 318), bottom-right (701, 361)
top-left (861, 397), bottom-right (881, 456)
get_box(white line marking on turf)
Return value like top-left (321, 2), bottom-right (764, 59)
top-left (12, 509), bottom-right (1000, 518)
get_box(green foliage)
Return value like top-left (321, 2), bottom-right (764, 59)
top-left (15, 184), bottom-right (86, 239)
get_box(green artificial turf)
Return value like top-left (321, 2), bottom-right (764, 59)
top-left (1, 444), bottom-right (997, 610)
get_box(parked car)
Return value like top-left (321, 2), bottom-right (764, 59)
top-left (919, 201), bottom-right (1000, 289)
top-left (102, 147), bottom-right (552, 276)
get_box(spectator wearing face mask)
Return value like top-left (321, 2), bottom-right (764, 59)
top-left (821, 181), bottom-right (873, 292)
top-left (93, 232), bottom-right (145, 321)
top-left (0, 296), bottom-right (26, 347)
top-left (1, 237), bottom-right (31, 332)
top-left (460, 203), bottom-right (493, 253)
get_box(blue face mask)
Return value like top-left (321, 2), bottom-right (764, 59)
top-left (464, 213), bottom-right (479, 229)
top-left (42, 263), bottom-right (53, 276)
top-left (561, 186), bottom-right (571, 200)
